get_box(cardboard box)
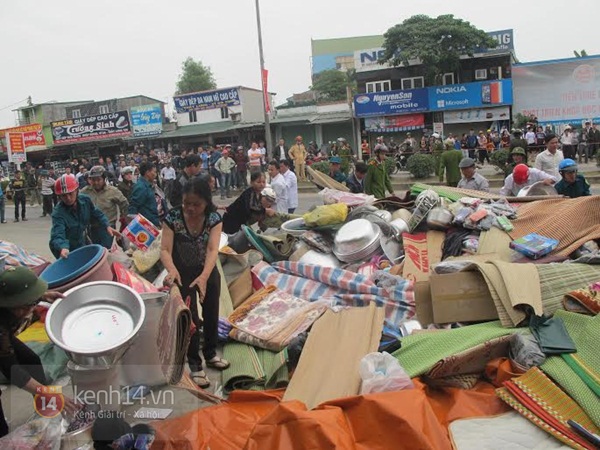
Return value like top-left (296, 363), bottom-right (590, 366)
top-left (429, 271), bottom-right (498, 323)
top-left (414, 281), bottom-right (434, 326)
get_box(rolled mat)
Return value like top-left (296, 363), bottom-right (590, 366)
top-left (392, 321), bottom-right (521, 378)
top-left (221, 342), bottom-right (288, 392)
top-left (410, 183), bottom-right (560, 203)
top-left (306, 165), bottom-right (349, 192)
top-left (157, 286), bottom-right (222, 404)
top-left (540, 310), bottom-right (600, 428)
top-left (510, 196), bottom-right (600, 256)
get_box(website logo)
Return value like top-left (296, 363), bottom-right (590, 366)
top-left (34, 386), bottom-right (65, 418)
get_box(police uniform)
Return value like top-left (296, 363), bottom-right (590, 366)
top-left (555, 174), bottom-right (591, 198)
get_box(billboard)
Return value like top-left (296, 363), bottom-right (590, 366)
top-left (0, 123), bottom-right (46, 148)
top-left (428, 79), bottom-right (513, 111)
top-left (173, 87), bottom-right (241, 113)
top-left (51, 111), bottom-right (131, 145)
top-left (365, 114), bottom-right (425, 132)
top-left (512, 56), bottom-right (600, 124)
top-left (130, 104), bottom-right (162, 137)
top-left (443, 106), bottom-right (510, 124)
top-left (354, 88), bottom-right (429, 117)
top-left (6, 132), bottom-right (26, 163)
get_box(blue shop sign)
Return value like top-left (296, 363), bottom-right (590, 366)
top-left (354, 88), bottom-right (429, 117)
top-left (174, 87), bottom-right (241, 113)
top-left (428, 79), bottom-right (513, 111)
top-left (131, 104), bottom-right (163, 137)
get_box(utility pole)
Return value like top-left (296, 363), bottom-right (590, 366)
top-left (254, 0), bottom-right (273, 156)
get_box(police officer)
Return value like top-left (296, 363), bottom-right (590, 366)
top-left (555, 159), bottom-right (591, 198)
top-left (0, 267), bottom-right (78, 436)
top-left (504, 147), bottom-right (529, 178)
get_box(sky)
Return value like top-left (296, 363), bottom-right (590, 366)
top-left (1, 0), bottom-right (599, 129)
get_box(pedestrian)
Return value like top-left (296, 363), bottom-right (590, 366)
top-left (247, 142), bottom-right (263, 175)
top-left (477, 130), bottom-right (490, 164)
top-left (234, 145), bottom-right (249, 189)
top-left (439, 145), bottom-right (463, 187)
top-left (160, 161), bottom-right (177, 199)
top-left (499, 164), bottom-right (557, 197)
top-left (128, 162), bottom-right (161, 228)
top-left (535, 133), bottom-right (564, 180)
top-left (554, 159), bottom-right (591, 198)
top-left (345, 161), bottom-right (368, 194)
top-left (431, 133), bottom-right (444, 176)
top-left (289, 136), bottom-right (307, 181)
top-left (117, 166), bottom-right (135, 201)
top-left (209, 146), bottom-right (222, 190)
top-left (588, 123), bottom-right (600, 162)
top-left (361, 139), bottom-right (371, 161)
top-left (365, 149), bottom-right (394, 199)
top-left (26, 168), bottom-right (41, 207)
top-left (258, 141), bottom-right (267, 172)
top-left (50, 174), bottom-right (119, 258)
top-left (275, 138), bottom-right (290, 165)
top-left (466, 129), bottom-right (478, 159)
top-left (161, 178), bottom-right (230, 389)
top-left (457, 158), bottom-right (490, 192)
top-left (0, 267), bottom-right (78, 437)
top-left (81, 166), bottom-right (129, 229)
top-left (0, 182), bottom-right (6, 223)
top-left (560, 126), bottom-right (576, 160)
top-left (214, 149), bottom-right (236, 199)
top-left (328, 156), bottom-right (347, 184)
top-left (221, 172), bottom-right (266, 234)
top-left (374, 136), bottom-right (388, 153)
top-left (39, 170), bottom-right (55, 217)
top-left (280, 159), bottom-right (298, 214)
top-left (9, 170), bottom-right (27, 222)
top-left (509, 129), bottom-right (529, 153)
top-left (200, 147), bottom-right (209, 175)
top-left (504, 147), bottom-right (529, 178)
top-left (267, 160), bottom-right (289, 214)
top-left (170, 154), bottom-right (202, 208)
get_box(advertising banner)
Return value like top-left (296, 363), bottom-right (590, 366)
top-left (7, 132), bottom-right (26, 163)
top-left (512, 57), bottom-right (600, 123)
top-left (428, 79), bottom-right (513, 111)
top-left (365, 114), bottom-right (424, 132)
top-left (0, 123), bottom-right (46, 148)
top-left (444, 106), bottom-right (510, 124)
top-left (262, 69), bottom-right (271, 113)
top-left (51, 111), bottom-right (131, 145)
top-left (173, 87), bottom-right (241, 113)
top-left (130, 104), bottom-right (163, 137)
top-left (354, 88), bottom-right (429, 117)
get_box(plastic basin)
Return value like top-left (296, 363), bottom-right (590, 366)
top-left (41, 245), bottom-right (106, 289)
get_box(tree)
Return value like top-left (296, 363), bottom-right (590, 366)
top-left (574, 49), bottom-right (588, 57)
top-left (310, 69), bottom-right (356, 102)
top-left (175, 57), bottom-right (217, 95)
top-left (381, 14), bottom-right (497, 84)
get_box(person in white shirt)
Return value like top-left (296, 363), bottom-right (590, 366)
top-left (215, 150), bottom-right (237, 199)
top-left (279, 160), bottom-right (298, 213)
top-left (499, 164), bottom-right (557, 197)
top-left (525, 127), bottom-right (536, 146)
top-left (258, 141), bottom-right (267, 171)
top-left (534, 133), bottom-right (564, 179)
top-left (160, 161), bottom-right (177, 199)
top-left (267, 160), bottom-right (289, 214)
top-left (247, 142), bottom-right (263, 175)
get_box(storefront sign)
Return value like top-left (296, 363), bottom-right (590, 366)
top-left (513, 57), bottom-right (600, 123)
top-left (354, 88), bottom-right (429, 117)
top-left (173, 87), bottom-right (241, 113)
top-left (130, 104), bottom-right (163, 137)
top-left (51, 111), bottom-right (132, 145)
top-left (443, 106), bottom-right (510, 124)
top-left (428, 79), bottom-right (513, 111)
top-left (0, 123), bottom-right (46, 148)
top-left (364, 113), bottom-right (424, 132)
top-left (433, 122), bottom-right (444, 136)
top-left (7, 132), bottom-right (26, 163)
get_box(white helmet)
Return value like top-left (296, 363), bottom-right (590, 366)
top-left (432, 133), bottom-right (440, 139)
top-left (261, 187), bottom-right (277, 201)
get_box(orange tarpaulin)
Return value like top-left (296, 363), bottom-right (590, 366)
top-left (152, 380), bottom-right (508, 450)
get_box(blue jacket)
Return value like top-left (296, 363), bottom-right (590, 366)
top-left (128, 177), bottom-right (160, 226)
top-left (49, 194), bottom-right (111, 258)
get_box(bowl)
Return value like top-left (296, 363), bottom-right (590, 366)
top-left (333, 219), bottom-right (382, 262)
top-left (281, 218), bottom-right (306, 237)
top-left (51, 248), bottom-right (113, 294)
top-left (45, 281), bottom-right (146, 367)
top-left (517, 181), bottom-right (559, 197)
top-left (40, 245), bottom-right (105, 288)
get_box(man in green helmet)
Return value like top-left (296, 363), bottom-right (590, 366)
top-left (504, 147), bottom-right (529, 178)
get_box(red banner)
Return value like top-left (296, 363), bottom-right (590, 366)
top-left (7, 132), bottom-right (26, 163)
top-left (0, 123), bottom-right (46, 148)
top-left (261, 69), bottom-right (271, 113)
top-left (365, 113), bottom-right (425, 132)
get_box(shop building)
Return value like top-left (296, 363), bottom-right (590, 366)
top-left (164, 86), bottom-right (274, 150)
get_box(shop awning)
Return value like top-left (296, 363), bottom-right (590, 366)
top-left (272, 111), bottom-right (352, 125)
top-left (160, 122), bottom-right (236, 138)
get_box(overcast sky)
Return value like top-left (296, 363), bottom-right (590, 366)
top-left (1, 0), bottom-right (598, 128)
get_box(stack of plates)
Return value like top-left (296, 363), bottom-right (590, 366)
top-left (333, 219), bottom-right (382, 263)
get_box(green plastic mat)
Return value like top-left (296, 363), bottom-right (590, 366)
top-left (392, 321), bottom-right (522, 378)
top-left (221, 342), bottom-right (288, 393)
top-left (541, 311), bottom-right (600, 428)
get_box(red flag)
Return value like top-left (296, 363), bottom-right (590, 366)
top-left (261, 69), bottom-right (271, 113)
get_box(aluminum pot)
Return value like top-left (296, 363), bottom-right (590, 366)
top-left (45, 281), bottom-right (146, 367)
top-left (333, 219), bottom-right (382, 262)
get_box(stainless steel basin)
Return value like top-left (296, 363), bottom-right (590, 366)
top-left (45, 281), bottom-right (146, 367)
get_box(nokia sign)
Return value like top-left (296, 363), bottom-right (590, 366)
top-left (435, 86), bottom-right (468, 94)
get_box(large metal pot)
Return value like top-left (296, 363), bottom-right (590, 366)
top-left (45, 281), bottom-right (146, 367)
top-left (117, 292), bottom-right (168, 387)
top-left (333, 219), bottom-right (382, 262)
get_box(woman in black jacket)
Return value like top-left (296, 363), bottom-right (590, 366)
top-left (221, 172), bottom-right (266, 234)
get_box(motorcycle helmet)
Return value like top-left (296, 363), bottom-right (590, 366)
top-left (54, 174), bottom-right (79, 195)
top-left (558, 158), bottom-right (578, 172)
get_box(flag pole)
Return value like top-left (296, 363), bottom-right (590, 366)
top-left (254, 0), bottom-right (273, 156)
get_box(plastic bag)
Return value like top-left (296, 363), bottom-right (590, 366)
top-left (132, 232), bottom-right (162, 274)
top-left (0, 416), bottom-right (62, 449)
top-left (509, 334), bottom-right (546, 369)
top-left (318, 188), bottom-right (376, 207)
top-left (302, 203), bottom-right (348, 227)
top-left (359, 352), bottom-right (414, 395)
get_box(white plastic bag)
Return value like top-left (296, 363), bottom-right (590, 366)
top-left (359, 351), bottom-right (414, 395)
